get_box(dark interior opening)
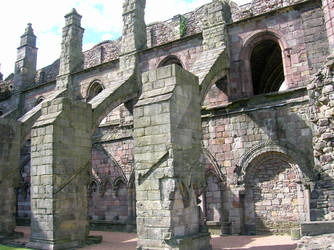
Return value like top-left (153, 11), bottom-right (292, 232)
top-left (250, 40), bottom-right (284, 95)
top-left (87, 82), bottom-right (103, 102)
top-left (158, 55), bottom-right (183, 68)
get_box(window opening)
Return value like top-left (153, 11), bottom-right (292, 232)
top-left (250, 40), bottom-right (284, 95)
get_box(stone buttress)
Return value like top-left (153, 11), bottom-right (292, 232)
top-left (27, 98), bottom-right (92, 249)
top-left (134, 64), bottom-right (211, 250)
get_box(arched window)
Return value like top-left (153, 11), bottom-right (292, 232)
top-left (158, 55), bottom-right (183, 68)
top-left (35, 96), bottom-right (45, 106)
top-left (87, 81), bottom-right (104, 102)
top-left (250, 40), bottom-right (284, 95)
top-left (239, 30), bottom-right (291, 98)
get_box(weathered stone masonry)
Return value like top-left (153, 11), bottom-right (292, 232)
top-left (134, 65), bottom-right (210, 249)
top-left (0, 0), bottom-right (334, 249)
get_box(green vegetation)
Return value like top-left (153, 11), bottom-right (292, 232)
top-left (0, 245), bottom-right (30, 250)
top-left (179, 15), bottom-right (187, 37)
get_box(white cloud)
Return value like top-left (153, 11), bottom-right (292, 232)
top-left (0, 0), bottom-right (251, 78)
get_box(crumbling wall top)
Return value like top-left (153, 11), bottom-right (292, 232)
top-left (231, 0), bottom-right (311, 22)
top-left (0, 78), bottom-right (13, 101)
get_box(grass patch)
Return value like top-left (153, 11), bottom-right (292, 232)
top-left (0, 245), bottom-right (30, 250)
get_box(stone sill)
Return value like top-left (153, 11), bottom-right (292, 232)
top-left (301, 221), bottom-right (334, 236)
top-left (206, 221), bottom-right (221, 226)
top-left (202, 86), bottom-right (308, 118)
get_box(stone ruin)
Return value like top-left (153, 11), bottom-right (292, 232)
top-left (0, 0), bottom-right (334, 249)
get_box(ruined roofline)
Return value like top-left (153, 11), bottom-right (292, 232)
top-left (15, 0), bottom-right (316, 88)
top-left (230, 0), bottom-right (315, 25)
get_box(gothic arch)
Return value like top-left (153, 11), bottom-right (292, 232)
top-left (158, 55), bottom-right (183, 69)
top-left (86, 80), bottom-right (104, 102)
top-left (239, 29), bottom-right (292, 97)
top-left (200, 50), bottom-right (229, 105)
top-left (202, 148), bottom-right (226, 185)
top-left (236, 141), bottom-right (315, 186)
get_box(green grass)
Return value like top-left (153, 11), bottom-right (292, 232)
top-left (0, 245), bottom-right (30, 250)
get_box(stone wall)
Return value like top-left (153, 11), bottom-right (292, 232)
top-left (228, 1), bottom-right (327, 101)
top-left (322, 0), bottom-right (334, 54)
top-left (244, 152), bottom-right (307, 234)
top-left (202, 90), bottom-right (314, 234)
top-left (23, 83), bottom-right (56, 113)
top-left (0, 119), bottom-right (20, 239)
top-left (308, 58), bottom-right (334, 220)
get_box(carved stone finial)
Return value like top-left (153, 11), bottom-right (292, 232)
top-left (24, 23), bottom-right (34, 35)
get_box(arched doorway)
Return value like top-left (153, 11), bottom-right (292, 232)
top-left (243, 152), bottom-right (309, 235)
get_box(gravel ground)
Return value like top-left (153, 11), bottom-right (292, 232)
top-left (13, 226), bottom-right (298, 250)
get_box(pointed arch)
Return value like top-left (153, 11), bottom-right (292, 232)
top-left (158, 55), bottom-right (183, 68)
top-left (86, 80), bottom-right (104, 102)
top-left (236, 141), bottom-right (315, 186)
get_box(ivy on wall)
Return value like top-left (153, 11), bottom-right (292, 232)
top-left (180, 15), bottom-right (187, 37)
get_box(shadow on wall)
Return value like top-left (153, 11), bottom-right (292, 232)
top-left (242, 104), bottom-right (334, 228)
top-left (89, 144), bottom-right (136, 226)
top-left (16, 139), bottom-right (32, 226)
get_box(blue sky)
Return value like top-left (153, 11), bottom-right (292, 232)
top-left (0, 0), bottom-right (251, 78)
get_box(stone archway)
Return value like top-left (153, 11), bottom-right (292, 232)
top-left (233, 141), bottom-right (314, 235)
top-left (243, 152), bottom-right (309, 234)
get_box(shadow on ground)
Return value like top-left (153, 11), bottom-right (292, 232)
top-left (11, 227), bottom-right (297, 250)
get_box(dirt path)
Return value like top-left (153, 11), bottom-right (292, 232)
top-left (14, 226), bottom-right (297, 250)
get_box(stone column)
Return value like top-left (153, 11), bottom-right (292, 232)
top-left (27, 97), bottom-right (92, 249)
top-left (121, 0), bottom-right (147, 55)
top-left (56, 8), bottom-right (84, 96)
top-left (0, 119), bottom-right (20, 240)
top-left (322, 0), bottom-right (334, 55)
top-left (134, 65), bottom-right (211, 250)
top-left (119, 0), bottom-right (147, 77)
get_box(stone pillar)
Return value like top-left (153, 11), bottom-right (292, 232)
top-left (56, 9), bottom-right (84, 96)
top-left (308, 58), bottom-right (334, 221)
top-left (13, 23), bottom-right (38, 113)
top-left (0, 119), bottom-right (20, 240)
top-left (228, 187), bottom-right (243, 235)
top-left (134, 65), bottom-right (211, 250)
top-left (27, 97), bottom-right (92, 249)
top-left (202, 0), bottom-right (230, 51)
top-left (119, 0), bottom-right (147, 77)
top-left (322, 0), bottom-right (334, 55)
top-left (121, 0), bottom-right (147, 55)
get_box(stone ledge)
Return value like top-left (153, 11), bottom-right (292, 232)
top-left (301, 221), bottom-right (334, 236)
